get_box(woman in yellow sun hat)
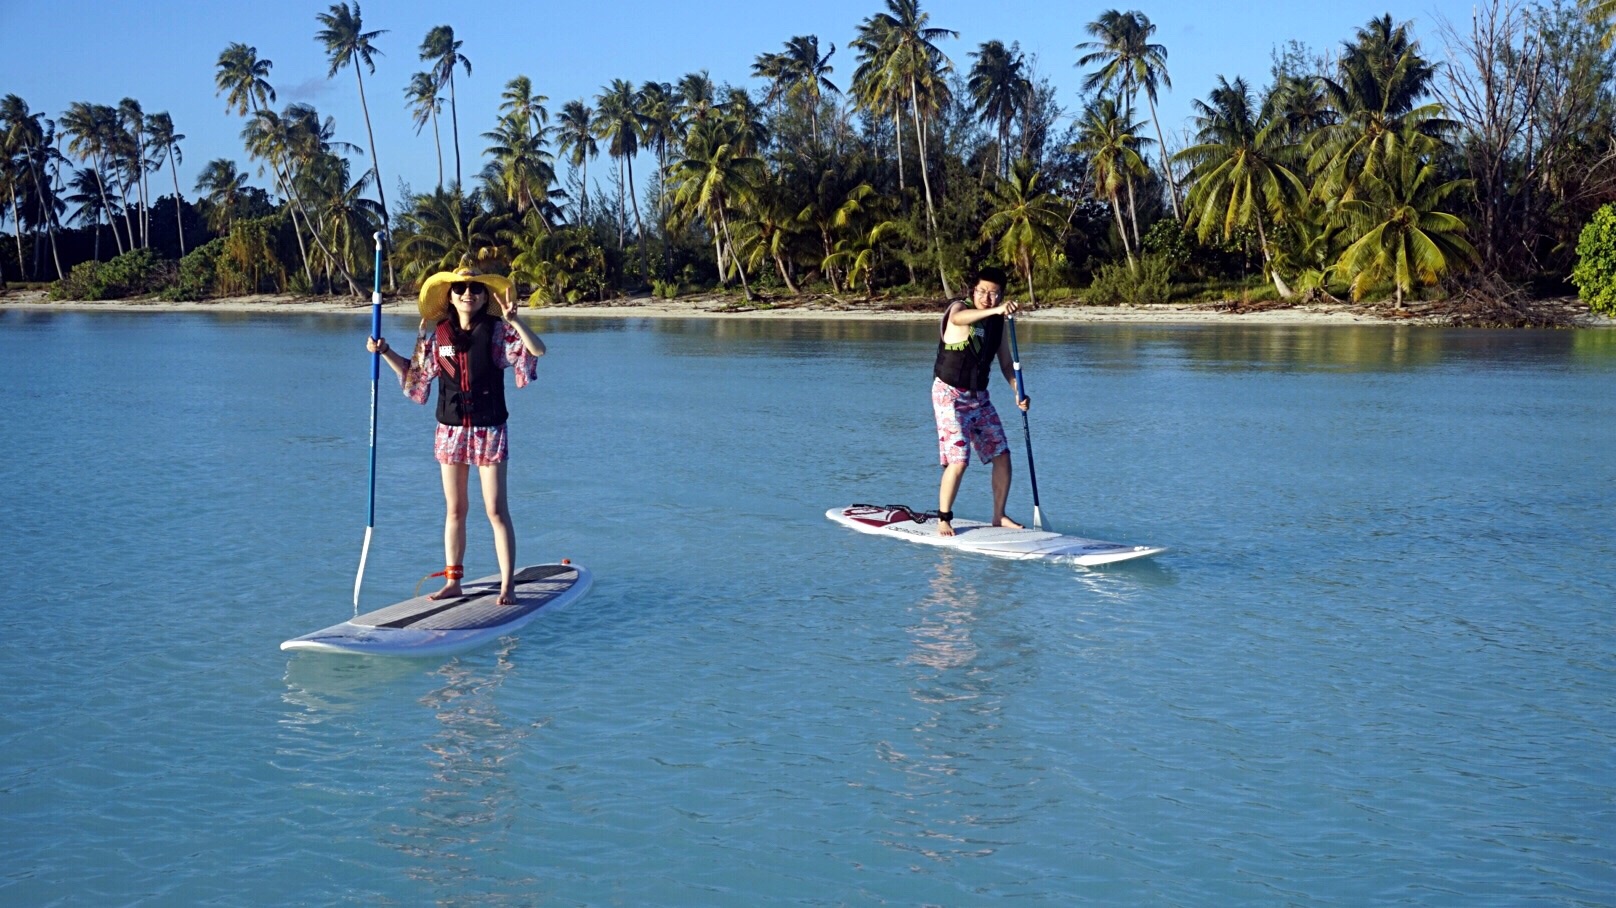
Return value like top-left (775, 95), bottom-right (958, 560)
top-left (367, 263), bottom-right (546, 605)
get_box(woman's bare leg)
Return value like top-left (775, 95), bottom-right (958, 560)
top-left (431, 463), bottom-right (471, 599)
top-left (478, 461), bottom-right (518, 604)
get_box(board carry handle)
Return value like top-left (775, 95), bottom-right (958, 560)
top-left (1006, 313), bottom-right (1049, 532)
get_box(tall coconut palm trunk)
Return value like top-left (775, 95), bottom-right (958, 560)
top-left (1144, 93), bottom-right (1182, 222)
top-left (908, 78), bottom-right (950, 296)
top-left (1110, 192), bottom-right (1135, 270)
top-left (166, 154), bottom-right (186, 256)
top-left (20, 139), bottom-right (63, 278)
top-left (90, 162), bottom-right (125, 256)
top-left (717, 206), bottom-right (750, 301)
top-left (350, 66), bottom-right (395, 291)
top-left (8, 191), bottom-right (24, 279)
top-left (626, 158), bottom-right (648, 280)
top-left (448, 72), bottom-right (462, 188)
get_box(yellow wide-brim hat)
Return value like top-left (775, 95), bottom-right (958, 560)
top-left (417, 267), bottom-right (513, 322)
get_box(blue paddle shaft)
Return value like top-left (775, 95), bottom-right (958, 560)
top-left (366, 235), bottom-right (383, 528)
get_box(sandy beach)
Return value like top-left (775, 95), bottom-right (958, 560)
top-left (3, 288), bottom-right (1611, 327)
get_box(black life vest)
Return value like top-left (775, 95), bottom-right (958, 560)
top-left (432, 314), bottom-right (509, 427)
top-left (933, 302), bottom-right (1003, 391)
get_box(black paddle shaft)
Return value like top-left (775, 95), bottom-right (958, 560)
top-left (1005, 315), bottom-right (1043, 516)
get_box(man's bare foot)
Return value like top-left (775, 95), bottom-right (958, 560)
top-left (993, 515), bottom-right (1025, 529)
top-left (428, 582), bottom-right (463, 600)
top-left (938, 519), bottom-right (956, 537)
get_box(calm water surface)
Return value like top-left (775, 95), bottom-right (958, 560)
top-left (2, 311), bottom-right (1612, 906)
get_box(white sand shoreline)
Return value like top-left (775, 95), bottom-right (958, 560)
top-left (4, 289), bottom-right (1611, 327)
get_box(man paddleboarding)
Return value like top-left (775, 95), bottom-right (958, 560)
top-left (931, 266), bottom-right (1030, 537)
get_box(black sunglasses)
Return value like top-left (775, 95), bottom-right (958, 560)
top-left (450, 282), bottom-right (484, 295)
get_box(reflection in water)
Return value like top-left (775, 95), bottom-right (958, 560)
top-left (281, 655), bottom-right (422, 717)
top-left (909, 555), bottom-right (980, 674)
top-left (385, 642), bottom-right (537, 902)
top-left (279, 644), bottom-right (538, 904)
top-left (880, 555), bottom-right (1035, 864)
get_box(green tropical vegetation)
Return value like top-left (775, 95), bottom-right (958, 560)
top-left (5, 0), bottom-right (1616, 323)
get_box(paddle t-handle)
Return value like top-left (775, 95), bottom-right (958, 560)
top-left (1006, 313), bottom-right (1048, 532)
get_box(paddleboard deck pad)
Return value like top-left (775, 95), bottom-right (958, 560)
top-left (827, 504), bottom-right (1166, 565)
top-left (282, 563), bottom-right (593, 656)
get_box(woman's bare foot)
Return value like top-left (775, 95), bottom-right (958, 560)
top-left (497, 587), bottom-right (518, 605)
top-left (993, 515), bottom-right (1025, 529)
top-left (428, 582), bottom-right (463, 600)
top-left (937, 519), bottom-right (956, 537)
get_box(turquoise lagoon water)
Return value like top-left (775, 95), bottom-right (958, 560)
top-left (1, 310), bottom-right (1612, 906)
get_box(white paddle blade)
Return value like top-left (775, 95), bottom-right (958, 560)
top-left (353, 526), bottom-right (374, 613)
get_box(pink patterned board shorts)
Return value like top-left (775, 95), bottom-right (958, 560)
top-left (932, 377), bottom-right (1010, 466)
top-left (434, 423), bottom-right (509, 466)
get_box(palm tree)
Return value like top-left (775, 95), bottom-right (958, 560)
top-left (215, 43), bottom-right (316, 287)
top-left (420, 25), bottom-right (471, 187)
top-left (823, 215), bottom-right (912, 297)
top-left (1308, 14), bottom-right (1447, 204)
top-left (59, 101), bottom-right (125, 255)
top-left (594, 78), bottom-right (648, 276)
top-left (195, 157), bottom-right (249, 234)
top-left (65, 166), bottom-right (118, 261)
top-left (242, 104), bottom-right (361, 294)
top-left (316, 2), bottom-right (393, 288)
top-left (735, 172), bottom-right (806, 292)
top-left (482, 110), bottom-right (556, 221)
top-left (756, 35), bottom-right (840, 148)
top-left (639, 80), bottom-right (678, 273)
top-left (1174, 76), bottom-right (1306, 290)
top-left (980, 159), bottom-right (1067, 303)
top-left (395, 186), bottom-right (509, 284)
top-left (852, 0), bottom-right (957, 294)
top-left (1076, 10), bottom-right (1181, 220)
top-left (1, 94), bottom-right (64, 278)
top-left (215, 42), bottom-right (276, 117)
top-left (1071, 97), bottom-right (1152, 268)
top-left (405, 71), bottom-right (445, 190)
top-left (144, 112), bottom-right (186, 255)
top-left (721, 87), bottom-right (770, 158)
top-left (677, 71), bottom-right (718, 126)
top-left (117, 98), bottom-right (150, 247)
top-left (500, 75), bottom-right (549, 143)
top-left (306, 153), bottom-right (386, 290)
top-left (968, 40), bottom-right (1032, 180)
top-left (667, 116), bottom-right (765, 299)
top-left (1333, 130), bottom-right (1476, 307)
top-left (555, 100), bottom-right (596, 221)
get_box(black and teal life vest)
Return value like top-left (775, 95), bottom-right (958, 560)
top-left (933, 302), bottom-right (1003, 391)
top-left (433, 314), bottom-right (509, 427)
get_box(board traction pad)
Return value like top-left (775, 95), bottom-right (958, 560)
top-left (356, 564), bottom-right (577, 631)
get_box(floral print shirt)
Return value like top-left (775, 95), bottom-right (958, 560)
top-left (400, 319), bottom-right (539, 406)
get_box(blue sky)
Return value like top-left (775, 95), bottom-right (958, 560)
top-left (1, 0), bottom-right (1477, 208)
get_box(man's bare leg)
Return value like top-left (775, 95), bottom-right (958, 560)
top-left (938, 461), bottom-right (967, 536)
top-left (990, 451), bottom-right (1023, 529)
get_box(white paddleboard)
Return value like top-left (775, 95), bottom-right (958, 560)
top-left (282, 563), bottom-right (593, 656)
top-left (827, 504), bottom-right (1166, 565)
